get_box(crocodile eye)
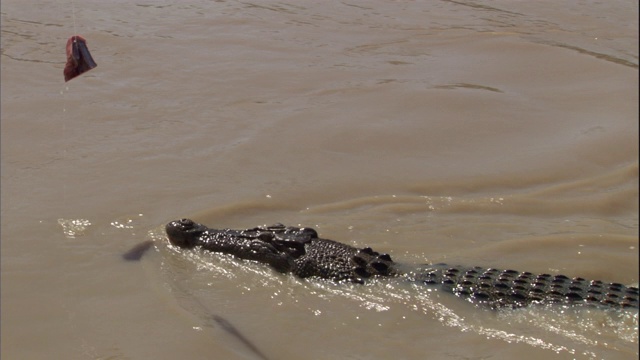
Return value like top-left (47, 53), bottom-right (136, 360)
top-left (258, 232), bottom-right (275, 241)
top-left (301, 228), bottom-right (318, 239)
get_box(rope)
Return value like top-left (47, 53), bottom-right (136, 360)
top-left (71, 0), bottom-right (77, 37)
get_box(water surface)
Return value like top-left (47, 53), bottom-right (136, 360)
top-left (1, 1), bottom-right (638, 359)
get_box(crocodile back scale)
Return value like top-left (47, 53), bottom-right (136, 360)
top-left (165, 219), bottom-right (638, 309)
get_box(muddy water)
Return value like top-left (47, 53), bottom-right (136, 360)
top-left (1, 1), bottom-right (638, 359)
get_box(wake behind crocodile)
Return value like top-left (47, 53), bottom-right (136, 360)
top-left (143, 222), bottom-right (638, 359)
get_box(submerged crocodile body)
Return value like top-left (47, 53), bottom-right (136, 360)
top-left (166, 219), bottom-right (639, 309)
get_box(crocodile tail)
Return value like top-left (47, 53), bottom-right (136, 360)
top-left (416, 264), bottom-right (639, 309)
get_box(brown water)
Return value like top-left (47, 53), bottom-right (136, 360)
top-left (1, 1), bottom-right (638, 359)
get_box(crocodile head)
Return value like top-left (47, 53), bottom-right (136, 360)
top-left (165, 218), bottom-right (208, 249)
top-left (164, 219), bottom-right (396, 281)
top-left (165, 218), bottom-right (320, 273)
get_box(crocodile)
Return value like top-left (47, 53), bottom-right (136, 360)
top-left (165, 218), bottom-right (639, 310)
